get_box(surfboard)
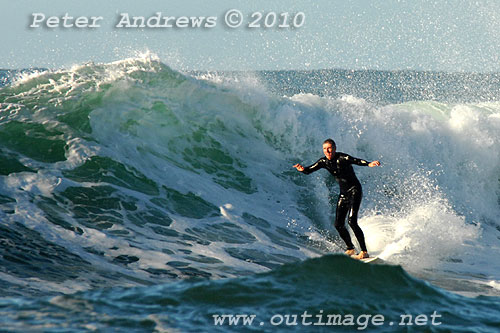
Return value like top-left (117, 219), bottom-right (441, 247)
top-left (359, 256), bottom-right (383, 264)
top-left (350, 254), bottom-right (383, 264)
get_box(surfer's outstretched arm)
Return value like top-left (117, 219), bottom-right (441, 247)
top-left (346, 155), bottom-right (381, 168)
top-left (293, 158), bottom-right (325, 174)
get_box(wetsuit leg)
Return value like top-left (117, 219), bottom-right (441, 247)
top-left (335, 194), bottom-right (355, 250)
top-left (347, 187), bottom-right (368, 252)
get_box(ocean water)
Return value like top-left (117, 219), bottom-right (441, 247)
top-left (0, 55), bottom-right (499, 332)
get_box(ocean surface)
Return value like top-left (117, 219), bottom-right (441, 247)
top-left (0, 55), bottom-right (499, 332)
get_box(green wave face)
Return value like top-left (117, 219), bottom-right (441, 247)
top-left (0, 58), bottom-right (301, 293)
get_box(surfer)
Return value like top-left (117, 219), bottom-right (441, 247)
top-left (293, 139), bottom-right (380, 259)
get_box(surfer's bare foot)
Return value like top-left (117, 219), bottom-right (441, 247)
top-left (345, 249), bottom-right (356, 256)
top-left (354, 251), bottom-right (369, 259)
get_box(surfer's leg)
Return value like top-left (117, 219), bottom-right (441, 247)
top-left (335, 194), bottom-right (355, 251)
top-left (347, 188), bottom-right (368, 253)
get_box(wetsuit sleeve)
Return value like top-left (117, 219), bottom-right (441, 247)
top-left (301, 158), bottom-right (325, 175)
top-left (345, 155), bottom-right (370, 166)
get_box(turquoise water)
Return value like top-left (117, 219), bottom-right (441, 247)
top-left (0, 56), bottom-right (499, 331)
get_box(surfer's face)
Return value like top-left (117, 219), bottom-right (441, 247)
top-left (323, 143), bottom-right (335, 160)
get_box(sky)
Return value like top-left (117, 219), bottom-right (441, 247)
top-left (1, 0), bottom-right (500, 72)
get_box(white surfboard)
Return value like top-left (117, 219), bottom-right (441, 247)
top-left (350, 254), bottom-right (383, 264)
top-left (359, 256), bottom-right (383, 264)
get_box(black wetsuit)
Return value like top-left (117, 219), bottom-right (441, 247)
top-left (301, 152), bottom-right (370, 252)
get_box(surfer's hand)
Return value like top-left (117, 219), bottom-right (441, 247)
top-left (368, 160), bottom-right (380, 167)
top-left (293, 163), bottom-right (305, 172)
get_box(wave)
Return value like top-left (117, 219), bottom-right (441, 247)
top-left (1, 255), bottom-right (499, 332)
top-left (0, 55), bottom-right (499, 298)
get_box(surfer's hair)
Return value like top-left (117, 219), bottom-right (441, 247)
top-left (323, 138), bottom-right (336, 149)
